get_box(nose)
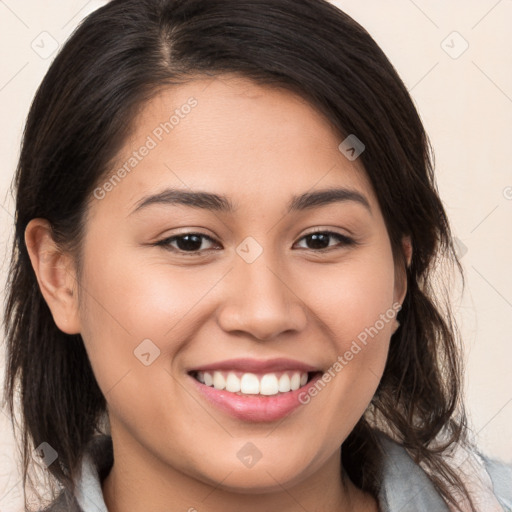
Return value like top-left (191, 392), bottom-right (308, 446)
top-left (216, 248), bottom-right (308, 341)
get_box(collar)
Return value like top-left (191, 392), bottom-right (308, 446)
top-left (375, 433), bottom-right (450, 511)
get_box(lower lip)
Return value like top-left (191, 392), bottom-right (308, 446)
top-left (188, 372), bottom-right (323, 422)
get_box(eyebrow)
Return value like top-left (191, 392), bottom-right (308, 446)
top-left (130, 187), bottom-right (372, 216)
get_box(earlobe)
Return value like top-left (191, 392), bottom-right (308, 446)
top-left (24, 218), bottom-right (81, 334)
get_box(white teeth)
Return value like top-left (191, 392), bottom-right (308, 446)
top-left (290, 372), bottom-right (301, 391)
top-left (195, 370), bottom-right (309, 395)
top-left (260, 374), bottom-right (279, 395)
top-left (213, 371), bottom-right (225, 390)
top-left (225, 372), bottom-right (241, 392)
top-left (278, 373), bottom-right (291, 392)
top-left (204, 372), bottom-right (213, 386)
top-left (240, 373), bottom-right (260, 394)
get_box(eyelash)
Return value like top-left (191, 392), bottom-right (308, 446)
top-left (154, 228), bottom-right (357, 256)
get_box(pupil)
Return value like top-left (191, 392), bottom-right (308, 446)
top-left (308, 233), bottom-right (329, 249)
top-left (177, 234), bottom-right (202, 251)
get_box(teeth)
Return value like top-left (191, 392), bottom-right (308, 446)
top-left (195, 370), bottom-right (309, 395)
top-left (225, 372), bottom-right (241, 392)
top-left (213, 371), bottom-right (225, 390)
top-left (260, 374), bottom-right (279, 395)
top-left (278, 373), bottom-right (291, 392)
top-left (290, 373), bottom-right (301, 391)
top-left (241, 373), bottom-right (260, 394)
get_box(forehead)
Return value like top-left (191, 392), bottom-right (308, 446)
top-left (90, 74), bottom-right (377, 219)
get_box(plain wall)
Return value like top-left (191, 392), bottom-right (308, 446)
top-left (1, 1), bottom-right (511, 510)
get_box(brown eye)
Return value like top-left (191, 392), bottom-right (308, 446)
top-left (156, 233), bottom-right (219, 255)
top-left (295, 230), bottom-right (355, 251)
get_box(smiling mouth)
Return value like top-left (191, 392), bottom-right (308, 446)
top-left (189, 370), bottom-right (321, 396)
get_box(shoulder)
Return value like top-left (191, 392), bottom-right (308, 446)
top-left (374, 431), bottom-right (452, 510)
top-left (37, 434), bottom-right (113, 512)
top-left (477, 451), bottom-right (512, 511)
top-left (374, 430), bottom-right (512, 511)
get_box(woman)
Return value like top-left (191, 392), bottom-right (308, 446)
top-left (3, 0), bottom-right (511, 511)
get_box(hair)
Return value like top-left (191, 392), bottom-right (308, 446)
top-left (3, 0), bottom-right (478, 510)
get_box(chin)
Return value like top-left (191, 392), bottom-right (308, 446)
top-left (206, 468), bottom-right (303, 494)
top-left (184, 452), bottom-right (310, 494)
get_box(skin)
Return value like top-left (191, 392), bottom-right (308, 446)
top-left (26, 74), bottom-right (411, 512)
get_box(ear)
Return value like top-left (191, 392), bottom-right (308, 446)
top-left (394, 235), bottom-right (412, 307)
top-left (24, 218), bottom-right (81, 334)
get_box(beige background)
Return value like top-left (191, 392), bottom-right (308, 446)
top-left (1, 0), bottom-right (511, 509)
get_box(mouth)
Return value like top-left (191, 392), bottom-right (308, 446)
top-left (186, 358), bottom-right (324, 422)
top-left (189, 369), bottom-right (321, 396)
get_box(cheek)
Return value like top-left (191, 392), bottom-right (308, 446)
top-left (76, 239), bottom-right (187, 391)
top-left (296, 248), bottom-right (397, 349)
top-left (293, 247), bottom-right (396, 418)
top-left (77, 247), bottom-right (198, 437)
top-left (80, 239), bottom-right (210, 340)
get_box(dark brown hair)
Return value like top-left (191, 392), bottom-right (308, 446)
top-left (3, 0), bottom-right (477, 510)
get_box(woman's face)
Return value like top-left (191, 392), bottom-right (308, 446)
top-left (62, 75), bottom-right (408, 493)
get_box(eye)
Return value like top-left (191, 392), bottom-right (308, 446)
top-left (294, 229), bottom-right (356, 251)
top-left (155, 229), bottom-right (355, 256)
top-left (155, 232), bottom-right (220, 255)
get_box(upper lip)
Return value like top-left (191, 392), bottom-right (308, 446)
top-left (188, 357), bottom-right (320, 374)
